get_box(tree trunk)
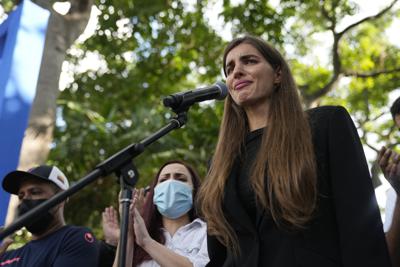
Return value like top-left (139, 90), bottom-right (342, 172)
top-left (6, 0), bottom-right (93, 224)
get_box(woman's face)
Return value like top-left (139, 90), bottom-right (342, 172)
top-left (157, 163), bottom-right (194, 189)
top-left (225, 43), bottom-right (280, 108)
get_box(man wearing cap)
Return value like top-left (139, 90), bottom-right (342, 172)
top-left (0, 165), bottom-right (99, 266)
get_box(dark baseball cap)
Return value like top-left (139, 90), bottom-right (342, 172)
top-left (2, 165), bottom-right (69, 195)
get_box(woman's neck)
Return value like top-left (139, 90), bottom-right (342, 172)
top-left (162, 215), bottom-right (191, 237)
top-left (244, 101), bottom-right (269, 131)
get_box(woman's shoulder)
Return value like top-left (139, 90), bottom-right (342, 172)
top-left (306, 105), bottom-right (348, 118)
top-left (305, 105), bottom-right (354, 138)
top-left (306, 105), bottom-right (351, 125)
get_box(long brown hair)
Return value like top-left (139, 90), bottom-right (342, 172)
top-left (198, 35), bottom-right (317, 253)
top-left (133, 160), bottom-right (201, 266)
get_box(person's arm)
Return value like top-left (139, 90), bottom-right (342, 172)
top-left (378, 146), bottom-right (400, 267)
top-left (386, 196), bottom-right (400, 267)
top-left (133, 208), bottom-right (193, 267)
top-left (327, 106), bottom-right (391, 266)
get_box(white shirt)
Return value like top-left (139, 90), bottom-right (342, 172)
top-left (138, 218), bottom-right (209, 267)
top-left (384, 187), bottom-right (397, 232)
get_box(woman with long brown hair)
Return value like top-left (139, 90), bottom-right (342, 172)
top-left (198, 35), bottom-right (390, 266)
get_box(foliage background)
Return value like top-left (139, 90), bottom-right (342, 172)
top-left (1, 0), bottom-right (400, 240)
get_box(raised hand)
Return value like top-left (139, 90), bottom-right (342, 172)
top-left (379, 146), bottom-right (400, 195)
top-left (132, 207), bottom-right (151, 248)
top-left (136, 188), bottom-right (146, 213)
top-left (102, 206), bottom-right (120, 246)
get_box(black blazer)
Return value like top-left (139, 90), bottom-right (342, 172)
top-left (206, 106), bottom-right (391, 267)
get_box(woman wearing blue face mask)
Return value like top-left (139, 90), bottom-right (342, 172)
top-left (111, 160), bottom-right (209, 267)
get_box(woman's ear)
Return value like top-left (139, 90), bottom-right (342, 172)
top-left (274, 68), bottom-right (282, 84)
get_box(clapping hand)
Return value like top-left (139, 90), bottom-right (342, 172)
top-left (131, 206), bottom-right (151, 248)
top-left (102, 206), bottom-right (120, 246)
top-left (103, 187), bottom-right (150, 248)
top-left (379, 146), bottom-right (400, 195)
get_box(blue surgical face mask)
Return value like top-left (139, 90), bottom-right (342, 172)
top-left (153, 179), bottom-right (193, 219)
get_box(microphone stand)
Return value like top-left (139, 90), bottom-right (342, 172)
top-left (116, 162), bottom-right (138, 267)
top-left (0, 110), bottom-right (188, 267)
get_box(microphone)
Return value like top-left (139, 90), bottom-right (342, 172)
top-left (163, 81), bottom-right (228, 111)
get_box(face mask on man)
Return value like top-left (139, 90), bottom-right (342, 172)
top-left (153, 180), bottom-right (193, 219)
top-left (17, 199), bottom-right (55, 235)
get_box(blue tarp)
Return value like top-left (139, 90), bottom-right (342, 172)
top-left (0, 0), bottom-right (49, 225)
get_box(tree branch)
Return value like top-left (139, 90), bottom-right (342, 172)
top-left (366, 142), bottom-right (380, 153)
top-left (304, 73), bottom-right (340, 104)
top-left (287, 0), bottom-right (397, 106)
top-left (338, 0), bottom-right (398, 37)
top-left (303, 36), bottom-right (341, 103)
top-left (370, 110), bottom-right (386, 122)
top-left (358, 123), bottom-right (379, 153)
top-left (343, 67), bottom-right (400, 78)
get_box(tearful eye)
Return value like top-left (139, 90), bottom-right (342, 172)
top-left (245, 58), bottom-right (257, 64)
